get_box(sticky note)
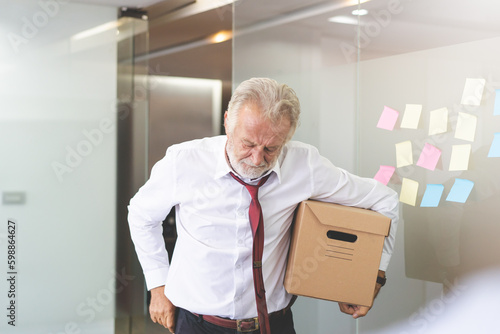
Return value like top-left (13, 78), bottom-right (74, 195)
top-left (446, 178), bottom-right (474, 203)
top-left (400, 104), bottom-right (422, 129)
top-left (449, 144), bottom-right (471, 171)
top-left (494, 89), bottom-right (500, 116)
top-left (416, 143), bottom-right (441, 171)
top-left (377, 106), bottom-right (399, 131)
top-left (454, 112), bottom-right (477, 142)
top-left (429, 107), bottom-right (448, 135)
top-left (400, 178), bottom-right (419, 206)
top-left (374, 165), bottom-right (396, 185)
top-left (420, 184), bottom-right (444, 207)
top-left (461, 78), bottom-right (486, 106)
top-left (395, 141), bottom-right (413, 167)
top-left (488, 133), bottom-right (500, 157)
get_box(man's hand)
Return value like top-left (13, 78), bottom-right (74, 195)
top-left (338, 303), bottom-right (371, 319)
top-left (338, 270), bottom-right (385, 319)
top-left (150, 286), bottom-right (176, 333)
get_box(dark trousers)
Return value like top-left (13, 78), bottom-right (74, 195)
top-left (175, 308), bottom-right (296, 334)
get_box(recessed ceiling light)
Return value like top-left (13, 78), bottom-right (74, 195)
top-left (209, 30), bottom-right (233, 44)
top-left (352, 9), bottom-right (369, 16)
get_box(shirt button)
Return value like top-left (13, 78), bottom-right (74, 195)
top-left (237, 210), bottom-right (245, 217)
top-left (236, 264), bottom-right (241, 269)
top-left (238, 239), bottom-right (243, 245)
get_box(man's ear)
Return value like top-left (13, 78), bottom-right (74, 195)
top-left (223, 111), bottom-right (229, 133)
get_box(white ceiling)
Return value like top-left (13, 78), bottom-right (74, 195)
top-left (73, 0), bottom-right (500, 83)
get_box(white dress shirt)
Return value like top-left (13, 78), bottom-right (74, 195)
top-left (128, 135), bottom-right (399, 319)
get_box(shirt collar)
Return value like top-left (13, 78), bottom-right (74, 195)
top-left (214, 136), bottom-right (233, 179)
top-left (213, 136), bottom-right (283, 184)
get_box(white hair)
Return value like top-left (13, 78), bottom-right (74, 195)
top-left (225, 77), bottom-right (300, 141)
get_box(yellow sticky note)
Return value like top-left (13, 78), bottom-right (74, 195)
top-left (455, 112), bottom-right (477, 142)
top-left (395, 141), bottom-right (413, 167)
top-left (400, 178), bottom-right (419, 206)
top-left (449, 144), bottom-right (471, 171)
top-left (401, 104), bottom-right (422, 129)
top-left (461, 78), bottom-right (486, 106)
top-left (429, 107), bottom-right (448, 135)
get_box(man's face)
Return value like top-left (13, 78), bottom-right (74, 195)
top-left (225, 103), bottom-right (291, 179)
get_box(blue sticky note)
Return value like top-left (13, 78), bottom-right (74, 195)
top-left (446, 179), bottom-right (474, 203)
top-left (488, 133), bottom-right (500, 157)
top-left (495, 89), bottom-right (500, 116)
top-left (420, 184), bottom-right (444, 207)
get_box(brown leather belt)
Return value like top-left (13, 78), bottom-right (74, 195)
top-left (194, 309), bottom-right (288, 332)
top-left (193, 296), bottom-right (297, 333)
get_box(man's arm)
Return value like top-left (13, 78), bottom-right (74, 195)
top-left (338, 270), bottom-right (386, 318)
top-left (150, 286), bottom-right (177, 333)
top-left (128, 148), bottom-right (179, 278)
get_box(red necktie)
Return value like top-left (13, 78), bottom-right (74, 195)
top-left (230, 172), bottom-right (271, 334)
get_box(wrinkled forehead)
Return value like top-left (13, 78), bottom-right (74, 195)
top-left (235, 104), bottom-right (291, 144)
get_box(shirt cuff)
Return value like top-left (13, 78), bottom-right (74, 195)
top-left (144, 267), bottom-right (169, 291)
top-left (378, 251), bottom-right (391, 272)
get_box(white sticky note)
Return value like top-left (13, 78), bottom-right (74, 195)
top-left (395, 141), bottom-right (413, 168)
top-left (449, 144), bottom-right (471, 171)
top-left (401, 104), bottom-right (422, 129)
top-left (429, 107), bottom-right (448, 135)
top-left (461, 78), bottom-right (486, 106)
top-left (400, 178), bottom-right (419, 206)
top-left (455, 112), bottom-right (477, 142)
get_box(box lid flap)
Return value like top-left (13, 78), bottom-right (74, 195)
top-left (302, 200), bottom-right (390, 236)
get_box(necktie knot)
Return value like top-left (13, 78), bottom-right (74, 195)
top-left (229, 172), bottom-right (271, 198)
top-left (246, 184), bottom-right (259, 200)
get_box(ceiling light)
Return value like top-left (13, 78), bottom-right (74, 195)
top-left (209, 30), bottom-right (233, 44)
top-left (328, 16), bottom-right (358, 25)
top-left (352, 9), bottom-right (369, 16)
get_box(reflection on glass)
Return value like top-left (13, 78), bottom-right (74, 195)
top-left (233, 0), bottom-right (500, 332)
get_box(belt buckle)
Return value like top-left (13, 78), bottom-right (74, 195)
top-left (236, 317), bottom-right (259, 332)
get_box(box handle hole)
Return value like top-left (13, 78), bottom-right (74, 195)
top-left (326, 230), bottom-right (357, 243)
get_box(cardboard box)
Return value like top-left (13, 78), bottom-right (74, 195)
top-left (284, 200), bottom-right (391, 307)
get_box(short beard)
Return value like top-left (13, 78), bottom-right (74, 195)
top-left (226, 138), bottom-right (270, 179)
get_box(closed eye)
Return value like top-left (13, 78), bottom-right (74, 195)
top-left (242, 140), bottom-right (256, 148)
top-left (265, 146), bottom-right (280, 153)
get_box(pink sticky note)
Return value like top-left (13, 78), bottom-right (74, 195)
top-left (416, 143), bottom-right (442, 171)
top-left (374, 165), bottom-right (396, 185)
top-left (376, 106), bottom-right (399, 131)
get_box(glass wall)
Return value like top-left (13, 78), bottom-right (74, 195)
top-left (0, 2), bottom-right (147, 333)
top-left (233, 0), bottom-right (500, 333)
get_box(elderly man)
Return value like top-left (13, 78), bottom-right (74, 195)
top-left (128, 77), bottom-right (399, 334)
